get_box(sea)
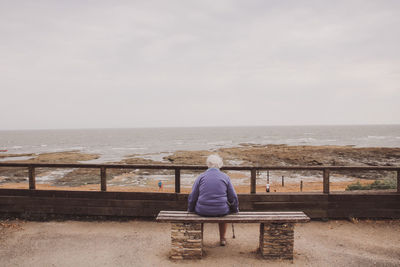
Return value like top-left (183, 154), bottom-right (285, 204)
top-left (1, 125), bottom-right (400, 163)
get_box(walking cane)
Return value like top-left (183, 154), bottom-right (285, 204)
top-left (232, 223), bottom-right (235, 238)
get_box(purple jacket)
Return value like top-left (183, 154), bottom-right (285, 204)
top-left (188, 168), bottom-right (239, 216)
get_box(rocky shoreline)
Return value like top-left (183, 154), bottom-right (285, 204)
top-left (0, 144), bottom-right (399, 190)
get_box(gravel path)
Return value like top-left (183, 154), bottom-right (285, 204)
top-left (1, 219), bottom-right (399, 266)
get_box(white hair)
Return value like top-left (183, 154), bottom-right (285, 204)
top-left (206, 154), bottom-right (223, 169)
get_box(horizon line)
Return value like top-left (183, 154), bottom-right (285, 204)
top-left (1, 123), bottom-right (400, 131)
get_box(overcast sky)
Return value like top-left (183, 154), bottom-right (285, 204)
top-left (1, 1), bottom-right (399, 130)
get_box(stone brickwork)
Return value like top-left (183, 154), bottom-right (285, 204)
top-left (259, 222), bottom-right (294, 260)
top-left (170, 222), bottom-right (203, 260)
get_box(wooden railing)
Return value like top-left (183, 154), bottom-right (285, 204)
top-left (0, 163), bottom-right (399, 194)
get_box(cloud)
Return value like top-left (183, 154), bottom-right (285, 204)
top-left (0, 0), bottom-right (399, 129)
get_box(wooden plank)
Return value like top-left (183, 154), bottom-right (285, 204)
top-left (328, 201), bottom-right (400, 210)
top-left (328, 208), bottom-right (400, 218)
top-left (0, 188), bottom-right (184, 201)
top-left (158, 211), bottom-right (306, 215)
top-left (100, 167), bottom-right (107, 192)
top-left (157, 217), bottom-right (309, 222)
top-left (238, 193), bottom-right (328, 202)
top-left (253, 202), bottom-right (328, 210)
top-left (157, 216), bottom-right (309, 221)
top-left (0, 196), bottom-right (186, 209)
top-left (323, 169), bottom-right (329, 194)
top-left (397, 171), bottom-right (400, 193)
top-left (158, 211), bottom-right (308, 215)
top-left (250, 169), bottom-right (256, 194)
top-left (29, 166), bottom-right (35, 190)
top-left (159, 213), bottom-right (304, 217)
top-left (175, 168), bottom-right (180, 193)
top-left (157, 214), bottom-right (309, 220)
top-left (328, 194), bottom-right (400, 202)
top-left (156, 211), bottom-right (310, 223)
top-left (156, 215), bottom-right (309, 221)
top-left (157, 213), bottom-right (308, 218)
top-left (156, 217), bottom-right (309, 223)
top-left (0, 204), bottom-right (148, 217)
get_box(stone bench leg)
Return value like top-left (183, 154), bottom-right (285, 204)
top-left (259, 222), bottom-right (294, 260)
top-left (170, 222), bottom-right (203, 260)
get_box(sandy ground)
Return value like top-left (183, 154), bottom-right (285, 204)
top-left (1, 219), bottom-right (399, 267)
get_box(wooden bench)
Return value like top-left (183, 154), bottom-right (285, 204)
top-left (156, 211), bottom-right (310, 260)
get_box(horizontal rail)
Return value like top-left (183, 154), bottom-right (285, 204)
top-left (0, 162), bottom-right (399, 171)
top-left (0, 163), bottom-right (399, 194)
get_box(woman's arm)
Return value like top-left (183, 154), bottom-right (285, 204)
top-left (227, 178), bottom-right (239, 213)
top-left (188, 176), bottom-right (201, 212)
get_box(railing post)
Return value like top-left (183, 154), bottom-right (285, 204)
top-left (100, 167), bottom-right (107, 191)
top-left (251, 168), bottom-right (256, 194)
top-left (28, 166), bottom-right (35, 190)
top-left (323, 169), bottom-right (330, 194)
top-left (397, 170), bottom-right (400, 193)
top-left (175, 168), bottom-right (181, 193)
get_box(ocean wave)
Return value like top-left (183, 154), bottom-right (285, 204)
top-left (131, 152), bottom-right (172, 162)
top-left (227, 159), bottom-right (245, 165)
top-left (112, 147), bottom-right (147, 150)
top-left (36, 169), bottom-right (75, 183)
top-left (367, 136), bottom-right (388, 139)
top-left (0, 156), bottom-right (35, 162)
top-left (69, 146), bottom-right (85, 150)
top-left (286, 138), bottom-right (316, 143)
top-left (207, 141), bottom-right (233, 146)
top-left (174, 140), bottom-right (184, 145)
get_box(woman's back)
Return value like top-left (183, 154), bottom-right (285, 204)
top-left (188, 168), bottom-right (238, 216)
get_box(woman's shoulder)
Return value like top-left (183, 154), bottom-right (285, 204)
top-left (203, 168), bottom-right (230, 180)
top-left (217, 170), bottom-right (231, 181)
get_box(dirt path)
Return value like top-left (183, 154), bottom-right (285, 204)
top-left (1, 219), bottom-right (399, 267)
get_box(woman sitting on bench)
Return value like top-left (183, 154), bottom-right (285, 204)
top-left (188, 154), bottom-right (239, 246)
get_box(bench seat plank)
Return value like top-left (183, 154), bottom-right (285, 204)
top-left (156, 211), bottom-right (310, 223)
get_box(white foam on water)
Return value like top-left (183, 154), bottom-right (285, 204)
top-left (112, 147), bottom-right (147, 150)
top-left (36, 169), bottom-right (75, 184)
top-left (207, 140), bottom-right (233, 146)
top-left (226, 159), bottom-right (245, 165)
top-left (368, 136), bottom-right (388, 139)
top-left (129, 152), bottom-right (172, 162)
top-left (0, 156), bottom-right (35, 162)
top-left (69, 146), bottom-right (85, 150)
top-left (286, 138), bottom-right (317, 143)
